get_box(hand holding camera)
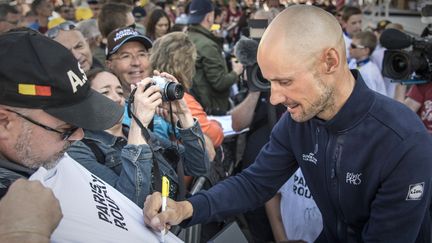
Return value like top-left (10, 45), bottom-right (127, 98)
top-left (130, 78), bottom-right (163, 128)
top-left (153, 71), bottom-right (194, 129)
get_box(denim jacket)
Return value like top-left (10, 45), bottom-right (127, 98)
top-left (67, 118), bottom-right (209, 207)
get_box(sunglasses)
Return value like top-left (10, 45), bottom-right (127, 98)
top-left (46, 21), bottom-right (76, 39)
top-left (350, 43), bottom-right (367, 49)
top-left (7, 109), bottom-right (79, 140)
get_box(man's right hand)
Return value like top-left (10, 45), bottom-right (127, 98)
top-left (231, 58), bottom-right (244, 76)
top-left (143, 192), bottom-right (194, 231)
top-left (0, 179), bottom-right (62, 243)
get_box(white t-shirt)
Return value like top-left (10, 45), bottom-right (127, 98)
top-left (30, 153), bottom-right (183, 243)
top-left (279, 169), bottom-right (323, 243)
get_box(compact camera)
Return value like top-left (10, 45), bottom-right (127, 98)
top-left (149, 76), bottom-right (184, 101)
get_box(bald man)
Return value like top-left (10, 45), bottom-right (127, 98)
top-left (143, 6), bottom-right (432, 242)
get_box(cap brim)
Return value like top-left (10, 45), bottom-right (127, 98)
top-left (45, 89), bottom-right (123, 131)
top-left (187, 14), bottom-right (206, 24)
top-left (109, 35), bottom-right (153, 58)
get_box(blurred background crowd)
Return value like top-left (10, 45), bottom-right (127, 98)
top-left (1, 0), bottom-right (431, 242)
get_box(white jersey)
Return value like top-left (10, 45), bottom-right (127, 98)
top-left (358, 61), bottom-right (387, 96)
top-left (30, 153), bottom-right (183, 243)
top-left (343, 33), bottom-right (352, 61)
top-left (279, 169), bottom-right (323, 243)
top-left (370, 44), bottom-right (385, 71)
top-left (349, 59), bottom-right (387, 96)
top-left (370, 45), bottom-right (397, 98)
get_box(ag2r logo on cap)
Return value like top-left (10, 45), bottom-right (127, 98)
top-left (68, 62), bottom-right (88, 93)
top-left (406, 182), bottom-right (424, 200)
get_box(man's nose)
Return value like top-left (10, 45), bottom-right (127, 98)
top-left (269, 85), bottom-right (283, 105)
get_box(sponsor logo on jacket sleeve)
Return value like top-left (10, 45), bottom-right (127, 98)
top-left (406, 182), bottom-right (424, 200)
top-left (302, 152), bottom-right (318, 165)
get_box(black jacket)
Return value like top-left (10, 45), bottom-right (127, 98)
top-left (0, 156), bottom-right (35, 198)
top-left (186, 70), bottom-right (432, 242)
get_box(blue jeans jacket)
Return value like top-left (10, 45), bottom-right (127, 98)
top-left (67, 119), bottom-right (209, 207)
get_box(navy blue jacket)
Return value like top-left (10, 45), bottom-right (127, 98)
top-left (185, 71), bottom-right (432, 242)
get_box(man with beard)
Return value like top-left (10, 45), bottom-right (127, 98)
top-left (0, 28), bottom-right (185, 243)
top-left (144, 5), bottom-right (432, 243)
top-left (0, 28), bottom-right (123, 197)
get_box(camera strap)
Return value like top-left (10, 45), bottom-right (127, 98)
top-left (168, 102), bottom-right (186, 200)
top-left (128, 88), bottom-right (162, 193)
top-left (127, 88), bottom-right (186, 200)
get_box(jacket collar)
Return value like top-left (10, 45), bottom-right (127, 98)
top-left (0, 154), bottom-right (35, 177)
top-left (312, 70), bottom-right (375, 133)
top-left (84, 126), bottom-right (129, 146)
top-left (188, 24), bottom-right (222, 45)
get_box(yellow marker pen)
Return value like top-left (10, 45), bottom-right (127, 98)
top-left (161, 176), bottom-right (169, 242)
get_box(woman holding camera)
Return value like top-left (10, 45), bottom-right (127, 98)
top-left (150, 32), bottom-right (224, 151)
top-left (67, 68), bottom-right (209, 207)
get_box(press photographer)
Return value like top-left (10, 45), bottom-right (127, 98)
top-left (379, 7), bottom-right (432, 134)
top-left (234, 35), bottom-right (271, 93)
top-left (229, 16), bottom-right (285, 242)
top-left (380, 28), bottom-right (432, 83)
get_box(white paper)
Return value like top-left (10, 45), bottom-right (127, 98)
top-left (208, 115), bottom-right (249, 137)
top-left (30, 153), bottom-right (183, 243)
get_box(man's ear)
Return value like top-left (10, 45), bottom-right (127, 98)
top-left (366, 47), bottom-right (372, 56)
top-left (341, 21), bottom-right (347, 30)
top-left (0, 108), bottom-right (14, 139)
top-left (105, 59), bottom-right (112, 69)
top-left (205, 12), bottom-right (213, 24)
top-left (322, 48), bottom-right (340, 73)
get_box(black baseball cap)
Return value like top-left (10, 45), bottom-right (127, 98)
top-left (188, 0), bottom-right (214, 25)
top-left (132, 6), bottom-right (147, 19)
top-left (0, 29), bottom-right (123, 131)
top-left (106, 27), bottom-right (152, 59)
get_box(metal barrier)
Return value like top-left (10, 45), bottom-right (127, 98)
top-left (182, 176), bottom-right (207, 243)
top-left (180, 134), bottom-right (243, 243)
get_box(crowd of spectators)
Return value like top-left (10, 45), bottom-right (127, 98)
top-left (0, 0), bottom-right (431, 242)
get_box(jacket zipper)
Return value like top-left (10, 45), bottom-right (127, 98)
top-left (334, 136), bottom-right (347, 242)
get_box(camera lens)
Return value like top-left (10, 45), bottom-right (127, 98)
top-left (248, 64), bottom-right (270, 92)
top-left (152, 76), bottom-right (184, 101)
top-left (382, 50), bottom-right (412, 80)
top-left (392, 54), bottom-right (409, 73)
top-left (165, 82), bottom-right (184, 101)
